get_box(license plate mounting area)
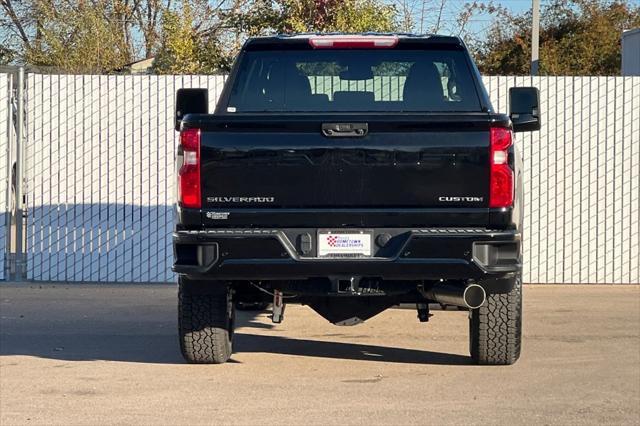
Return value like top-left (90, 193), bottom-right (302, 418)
top-left (317, 230), bottom-right (373, 258)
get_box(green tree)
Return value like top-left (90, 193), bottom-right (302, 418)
top-left (2, 0), bottom-right (400, 73)
top-left (1, 0), bottom-right (173, 70)
top-left (152, 1), bottom-right (232, 74)
top-left (23, 1), bottom-right (132, 73)
top-left (470, 0), bottom-right (640, 75)
top-left (0, 45), bottom-right (14, 65)
top-left (231, 0), bottom-right (399, 37)
top-left (152, 4), bottom-right (200, 74)
top-left (154, 0), bottom-right (400, 74)
top-left (332, 0), bottom-right (398, 32)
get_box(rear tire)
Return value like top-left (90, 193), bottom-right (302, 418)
top-left (469, 275), bottom-right (522, 365)
top-left (178, 277), bottom-right (235, 364)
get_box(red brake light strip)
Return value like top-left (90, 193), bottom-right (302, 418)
top-left (309, 35), bottom-right (399, 49)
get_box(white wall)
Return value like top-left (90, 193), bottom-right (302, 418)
top-left (622, 29), bottom-right (640, 76)
top-left (19, 74), bottom-right (640, 283)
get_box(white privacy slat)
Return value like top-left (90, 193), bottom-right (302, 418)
top-left (140, 75), bottom-right (151, 281)
top-left (89, 75), bottom-right (102, 281)
top-left (114, 75), bottom-right (125, 281)
top-left (565, 77), bottom-right (578, 283)
top-left (603, 77), bottom-right (614, 282)
top-left (595, 77), bottom-right (607, 283)
top-left (619, 77), bottom-right (631, 284)
top-left (49, 75), bottom-right (61, 279)
top-left (163, 76), bottom-right (177, 281)
top-left (82, 75), bottom-right (92, 280)
top-left (147, 75), bottom-right (159, 280)
top-left (97, 75), bottom-right (109, 281)
top-left (545, 76), bottom-right (557, 282)
top-left (587, 77), bottom-right (599, 283)
top-left (552, 77), bottom-right (565, 283)
top-left (629, 77), bottom-right (640, 283)
top-left (612, 77), bottom-right (624, 283)
top-left (123, 75), bottom-right (137, 282)
top-left (13, 74), bottom-right (638, 283)
top-left (516, 76), bottom-right (532, 283)
top-left (0, 74), bottom-right (9, 280)
top-left (81, 75), bottom-right (91, 280)
top-left (530, 75), bottom-right (555, 282)
top-left (527, 76), bottom-right (540, 282)
top-left (569, 77), bottom-right (582, 282)
top-left (576, 77), bottom-right (587, 283)
top-left (41, 74), bottom-right (52, 280)
top-left (72, 75), bottom-right (83, 280)
top-left (29, 74), bottom-right (43, 280)
top-left (105, 75), bottom-right (116, 281)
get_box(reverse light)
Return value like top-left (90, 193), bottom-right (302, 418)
top-left (309, 35), bottom-right (399, 49)
top-left (178, 128), bottom-right (201, 209)
top-left (489, 127), bottom-right (514, 208)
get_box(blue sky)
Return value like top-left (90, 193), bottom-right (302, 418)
top-left (410, 0), bottom-right (640, 40)
top-left (400, 0), bottom-right (534, 40)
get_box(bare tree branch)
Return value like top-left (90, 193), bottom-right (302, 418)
top-left (1, 0), bottom-right (32, 48)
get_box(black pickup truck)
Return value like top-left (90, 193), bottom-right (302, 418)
top-left (173, 33), bottom-right (540, 365)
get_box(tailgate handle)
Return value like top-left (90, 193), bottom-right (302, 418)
top-left (322, 123), bottom-right (368, 137)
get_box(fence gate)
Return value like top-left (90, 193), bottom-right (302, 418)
top-left (17, 74), bottom-right (640, 284)
top-left (0, 73), bottom-right (11, 280)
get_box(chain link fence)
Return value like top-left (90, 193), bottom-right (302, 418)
top-left (484, 76), bottom-right (639, 284)
top-left (0, 72), bottom-right (638, 283)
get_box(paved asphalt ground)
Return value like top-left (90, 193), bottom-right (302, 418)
top-left (0, 284), bottom-right (639, 425)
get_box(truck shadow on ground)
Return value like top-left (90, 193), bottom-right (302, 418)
top-left (233, 332), bottom-right (471, 365)
top-left (0, 309), bottom-right (471, 366)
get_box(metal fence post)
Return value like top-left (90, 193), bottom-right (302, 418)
top-left (12, 67), bottom-right (25, 280)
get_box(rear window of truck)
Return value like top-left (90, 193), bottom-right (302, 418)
top-left (226, 49), bottom-right (481, 113)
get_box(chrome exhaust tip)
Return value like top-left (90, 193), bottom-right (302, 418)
top-left (422, 282), bottom-right (487, 309)
top-left (462, 283), bottom-right (486, 309)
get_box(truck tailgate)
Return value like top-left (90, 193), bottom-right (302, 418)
top-left (197, 114), bottom-right (495, 212)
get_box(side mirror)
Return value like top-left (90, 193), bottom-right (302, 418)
top-left (175, 88), bottom-right (208, 131)
top-left (509, 87), bottom-right (541, 132)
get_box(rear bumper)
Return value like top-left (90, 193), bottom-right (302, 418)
top-left (173, 228), bottom-right (521, 285)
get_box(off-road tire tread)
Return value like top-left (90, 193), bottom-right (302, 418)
top-left (470, 276), bottom-right (522, 365)
top-left (178, 281), bottom-right (233, 364)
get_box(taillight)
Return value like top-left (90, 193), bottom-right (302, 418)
top-left (489, 127), bottom-right (514, 208)
top-left (178, 128), bottom-right (201, 208)
top-left (309, 35), bottom-right (399, 49)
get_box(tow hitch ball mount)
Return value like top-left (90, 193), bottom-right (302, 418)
top-left (416, 303), bottom-right (431, 322)
top-left (271, 289), bottom-right (285, 324)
